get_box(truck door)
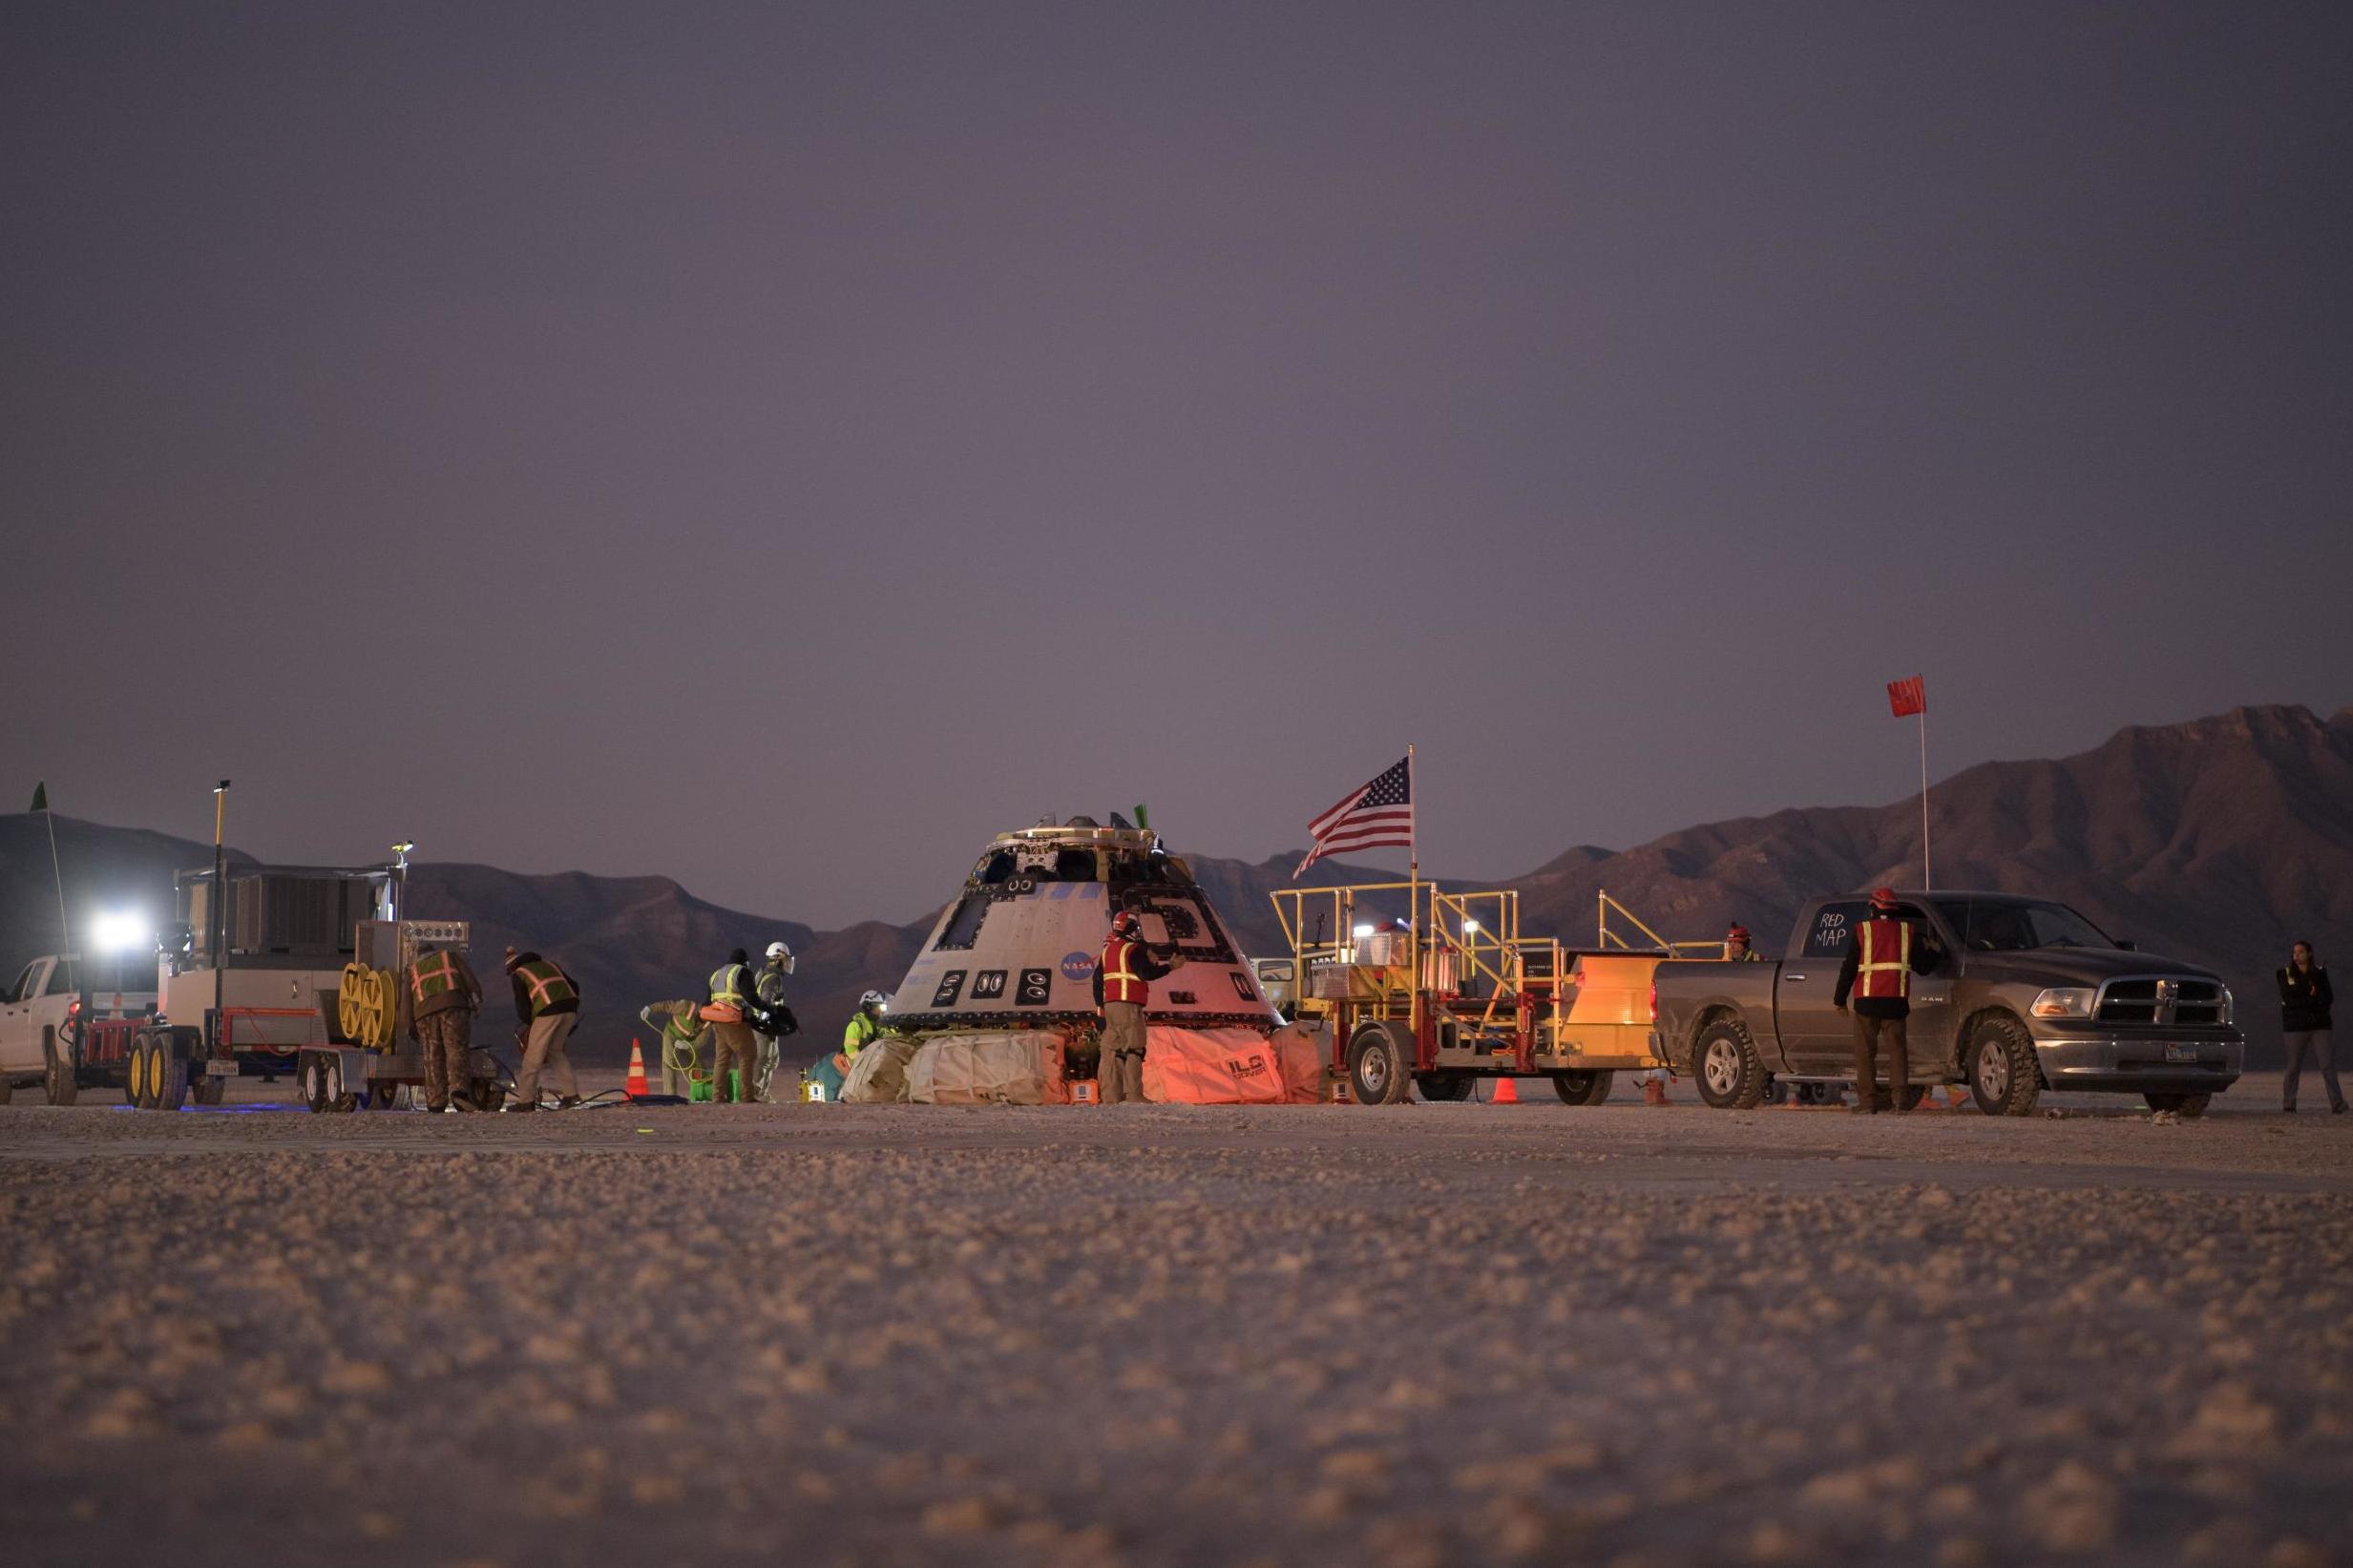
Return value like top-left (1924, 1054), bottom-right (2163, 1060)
top-left (1779, 901), bottom-right (1869, 1072)
top-left (0, 960), bottom-right (47, 1071)
top-left (1900, 906), bottom-right (1962, 1081)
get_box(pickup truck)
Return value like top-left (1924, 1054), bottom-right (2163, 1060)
top-left (0, 952), bottom-right (160, 1104)
top-left (1649, 891), bottom-right (2243, 1117)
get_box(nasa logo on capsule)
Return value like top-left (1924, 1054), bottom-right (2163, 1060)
top-left (1060, 951), bottom-right (1094, 982)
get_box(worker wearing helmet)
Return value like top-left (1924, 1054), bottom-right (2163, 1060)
top-left (705, 947), bottom-right (761, 1104)
top-left (1726, 923), bottom-right (1760, 961)
top-left (1833, 889), bottom-right (1943, 1114)
top-left (844, 991), bottom-right (888, 1062)
top-left (405, 940), bottom-right (484, 1113)
top-left (502, 946), bottom-right (583, 1112)
top-left (752, 940), bottom-right (798, 1102)
top-left (1092, 909), bottom-right (1186, 1104)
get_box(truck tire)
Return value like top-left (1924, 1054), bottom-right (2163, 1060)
top-left (1692, 1016), bottom-right (1768, 1109)
top-left (1965, 1014), bottom-right (2041, 1117)
top-left (299, 1053), bottom-right (331, 1114)
top-left (1415, 1072), bottom-right (1475, 1101)
top-left (152, 1044), bottom-right (189, 1112)
top-left (127, 1034), bottom-right (158, 1108)
top-left (45, 1030), bottom-right (79, 1106)
top-left (193, 1076), bottom-right (225, 1106)
top-left (1551, 1069), bottom-right (1613, 1106)
top-left (2145, 1092), bottom-right (2211, 1118)
top-left (1347, 1021), bottom-right (1415, 1106)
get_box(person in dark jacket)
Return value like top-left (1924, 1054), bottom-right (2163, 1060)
top-left (2279, 941), bottom-right (2342, 1114)
top-left (502, 946), bottom-right (582, 1112)
top-left (1833, 889), bottom-right (1943, 1114)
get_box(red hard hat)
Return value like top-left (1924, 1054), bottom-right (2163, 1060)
top-left (1869, 888), bottom-right (1900, 911)
top-left (1727, 924), bottom-right (1752, 942)
top-left (1109, 910), bottom-right (1141, 936)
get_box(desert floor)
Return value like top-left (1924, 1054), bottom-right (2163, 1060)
top-left (3, 1073), bottom-right (2348, 1567)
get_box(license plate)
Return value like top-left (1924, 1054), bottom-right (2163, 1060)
top-left (204, 1060), bottom-right (240, 1077)
top-left (2164, 1044), bottom-right (2196, 1064)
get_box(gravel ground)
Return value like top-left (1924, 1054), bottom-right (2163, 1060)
top-left (2, 1080), bottom-right (2349, 1568)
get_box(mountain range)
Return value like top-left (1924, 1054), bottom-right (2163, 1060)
top-left (8, 701), bottom-right (2347, 1068)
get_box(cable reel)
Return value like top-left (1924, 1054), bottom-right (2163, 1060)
top-left (337, 963), bottom-right (398, 1050)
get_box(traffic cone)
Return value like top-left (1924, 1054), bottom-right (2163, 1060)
top-left (1492, 1077), bottom-right (1520, 1105)
top-left (624, 1038), bottom-right (652, 1098)
top-left (1643, 1077), bottom-right (1670, 1107)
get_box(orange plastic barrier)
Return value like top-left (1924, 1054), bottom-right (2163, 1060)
top-left (1271, 1025), bottom-right (1328, 1104)
top-left (1143, 1028), bottom-right (1286, 1105)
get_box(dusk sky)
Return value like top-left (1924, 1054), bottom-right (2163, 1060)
top-left (6, 2), bottom-right (2349, 927)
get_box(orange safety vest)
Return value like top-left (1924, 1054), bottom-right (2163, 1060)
top-left (1854, 918), bottom-right (1912, 1000)
top-left (1100, 936), bottom-right (1148, 1006)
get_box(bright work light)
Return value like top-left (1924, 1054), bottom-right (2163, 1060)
top-left (90, 909), bottom-right (153, 955)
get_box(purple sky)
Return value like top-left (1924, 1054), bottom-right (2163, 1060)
top-left (6, 2), bottom-right (2349, 926)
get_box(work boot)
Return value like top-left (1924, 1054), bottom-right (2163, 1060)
top-left (1847, 1101), bottom-right (1877, 1115)
top-left (502, 1101), bottom-right (537, 1115)
top-left (557, 1096), bottom-right (584, 1110)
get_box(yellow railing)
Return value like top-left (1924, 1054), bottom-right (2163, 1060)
top-left (1597, 889), bottom-right (1728, 958)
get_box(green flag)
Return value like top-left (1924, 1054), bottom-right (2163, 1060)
top-left (30, 782), bottom-right (46, 812)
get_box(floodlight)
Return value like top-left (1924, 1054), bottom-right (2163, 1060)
top-left (91, 909), bottom-right (153, 955)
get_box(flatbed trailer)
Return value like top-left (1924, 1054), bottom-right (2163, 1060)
top-left (1271, 882), bottom-right (1722, 1105)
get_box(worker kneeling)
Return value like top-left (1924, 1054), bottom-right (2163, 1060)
top-left (1091, 910), bottom-right (1184, 1104)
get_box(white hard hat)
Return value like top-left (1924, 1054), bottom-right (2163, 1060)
top-left (859, 990), bottom-right (887, 1011)
top-left (766, 941), bottom-right (791, 959)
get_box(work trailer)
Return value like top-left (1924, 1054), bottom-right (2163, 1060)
top-left (1271, 883), bottom-right (1723, 1105)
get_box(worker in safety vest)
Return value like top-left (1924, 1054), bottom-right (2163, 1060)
top-left (405, 942), bottom-right (484, 1113)
top-left (844, 991), bottom-right (887, 1063)
top-left (1726, 923), bottom-right (1762, 962)
top-left (705, 948), bottom-right (762, 1104)
top-left (752, 941), bottom-right (797, 1102)
top-left (502, 946), bottom-right (583, 1112)
top-left (639, 998), bottom-right (711, 1098)
top-left (1833, 889), bottom-right (1942, 1114)
top-left (1091, 910), bottom-right (1185, 1103)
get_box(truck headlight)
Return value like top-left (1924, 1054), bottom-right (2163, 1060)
top-left (2029, 988), bottom-right (2097, 1020)
top-left (2216, 988), bottom-right (2233, 1026)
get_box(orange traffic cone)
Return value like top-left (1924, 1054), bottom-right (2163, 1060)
top-left (1643, 1077), bottom-right (1670, 1108)
top-left (1492, 1077), bottom-right (1520, 1105)
top-left (624, 1037), bottom-right (652, 1098)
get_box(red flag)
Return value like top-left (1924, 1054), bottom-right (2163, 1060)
top-left (1887, 675), bottom-right (1925, 719)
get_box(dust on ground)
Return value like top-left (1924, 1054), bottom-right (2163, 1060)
top-left (2, 1084), bottom-right (2348, 1567)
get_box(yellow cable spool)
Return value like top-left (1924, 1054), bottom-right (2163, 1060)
top-left (338, 963), bottom-right (397, 1051)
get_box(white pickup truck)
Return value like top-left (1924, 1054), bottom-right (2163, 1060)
top-left (0, 953), bottom-right (159, 1103)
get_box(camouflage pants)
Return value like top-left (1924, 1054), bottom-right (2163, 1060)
top-left (417, 1007), bottom-right (473, 1109)
top-left (1099, 1003), bottom-right (1145, 1103)
top-left (710, 1022), bottom-right (761, 1103)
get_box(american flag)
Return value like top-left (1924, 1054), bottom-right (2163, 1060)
top-left (1294, 755), bottom-right (1414, 878)
top-left (1887, 675), bottom-right (1926, 719)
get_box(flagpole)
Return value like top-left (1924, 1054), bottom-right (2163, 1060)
top-left (1406, 743), bottom-right (1418, 1045)
top-left (42, 792), bottom-right (73, 991)
top-left (1918, 707), bottom-right (1931, 892)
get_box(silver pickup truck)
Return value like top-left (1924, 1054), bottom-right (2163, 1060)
top-left (1650, 891), bottom-right (2243, 1117)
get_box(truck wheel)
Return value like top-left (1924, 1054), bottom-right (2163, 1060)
top-left (1415, 1072), bottom-right (1475, 1101)
top-left (1965, 1015), bottom-right (2040, 1117)
top-left (299, 1054), bottom-right (331, 1114)
top-left (1347, 1021), bottom-right (1415, 1106)
top-left (1551, 1069), bottom-right (1613, 1106)
top-left (45, 1030), bottom-right (79, 1106)
top-left (126, 1035), bottom-right (156, 1108)
top-left (323, 1056), bottom-right (356, 1114)
top-left (152, 1045), bottom-right (189, 1111)
top-left (1692, 1017), bottom-right (1768, 1109)
top-left (2145, 1092), bottom-right (2211, 1118)
top-left (193, 1076), bottom-right (225, 1106)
